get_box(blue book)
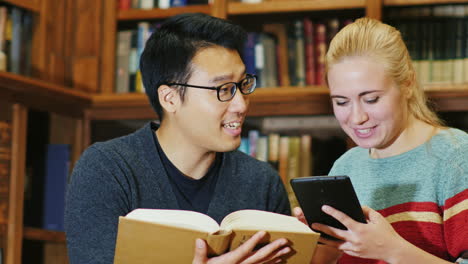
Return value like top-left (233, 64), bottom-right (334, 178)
top-left (243, 32), bottom-right (257, 76)
top-left (170, 0), bottom-right (187, 7)
top-left (238, 138), bottom-right (249, 155)
top-left (42, 144), bottom-right (70, 231)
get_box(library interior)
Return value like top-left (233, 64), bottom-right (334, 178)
top-left (0, 0), bottom-right (467, 263)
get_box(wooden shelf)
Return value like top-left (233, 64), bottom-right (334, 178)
top-left (228, 0), bottom-right (366, 15)
top-left (23, 227), bottom-right (66, 243)
top-left (0, 71), bottom-right (92, 118)
top-left (1, 0), bottom-right (41, 13)
top-left (88, 85), bottom-right (468, 120)
top-left (384, 0), bottom-right (468, 6)
top-left (117, 4), bottom-right (212, 21)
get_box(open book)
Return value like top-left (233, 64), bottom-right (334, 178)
top-left (114, 209), bottom-right (320, 264)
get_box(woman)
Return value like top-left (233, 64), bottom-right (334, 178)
top-left (295, 17), bottom-right (467, 264)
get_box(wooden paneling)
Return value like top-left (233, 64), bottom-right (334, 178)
top-left (43, 0), bottom-right (68, 85)
top-left (366, 0), bottom-right (382, 20)
top-left (6, 104), bottom-right (28, 264)
top-left (100, 0), bottom-right (117, 94)
top-left (70, 0), bottom-right (102, 93)
top-left (212, 0), bottom-right (227, 19)
top-left (1, 0), bottom-right (40, 12)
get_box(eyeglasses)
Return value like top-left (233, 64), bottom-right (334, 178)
top-left (165, 74), bottom-right (257, 102)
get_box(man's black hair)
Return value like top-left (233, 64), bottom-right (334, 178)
top-left (140, 13), bottom-right (247, 120)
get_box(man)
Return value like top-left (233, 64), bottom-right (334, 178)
top-left (65, 13), bottom-right (291, 264)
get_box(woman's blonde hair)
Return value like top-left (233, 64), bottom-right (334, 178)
top-left (326, 17), bottom-right (442, 127)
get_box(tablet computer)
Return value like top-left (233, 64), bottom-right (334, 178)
top-left (290, 175), bottom-right (366, 240)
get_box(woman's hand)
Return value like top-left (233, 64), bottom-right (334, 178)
top-left (192, 231), bottom-right (291, 264)
top-left (312, 205), bottom-right (405, 261)
top-left (293, 207), bottom-right (342, 264)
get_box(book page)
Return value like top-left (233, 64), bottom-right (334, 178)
top-left (220, 210), bottom-right (313, 233)
top-left (125, 209), bottom-right (220, 234)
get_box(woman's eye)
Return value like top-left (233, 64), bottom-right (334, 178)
top-left (365, 97), bottom-right (379, 104)
top-left (334, 100), bottom-right (348, 106)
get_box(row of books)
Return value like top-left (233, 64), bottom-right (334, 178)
top-left (0, 6), bottom-right (33, 76)
top-left (115, 23), bottom-right (156, 93)
top-left (386, 4), bottom-right (468, 85)
top-left (118, 0), bottom-right (210, 10)
top-left (114, 17), bottom-right (351, 93)
top-left (238, 131), bottom-right (312, 208)
top-left (243, 18), bottom-right (352, 88)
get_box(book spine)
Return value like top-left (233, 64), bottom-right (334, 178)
top-left (248, 130), bottom-right (259, 158)
top-left (115, 30), bottom-right (133, 93)
top-left (267, 133), bottom-right (280, 170)
top-left (170, 0), bottom-right (187, 7)
top-left (9, 7), bottom-right (22, 74)
top-left (243, 32), bottom-right (257, 77)
top-left (42, 144), bottom-right (70, 231)
top-left (314, 22), bottom-right (327, 85)
top-left (303, 17), bottom-right (315, 86)
top-left (453, 5), bottom-right (465, 84)
top-left (119, 0), bottom-right (132, 10)
top-left (293, 20), bottom-right (305, 86)
top-left (0, 121), bottom-right (11, 226)
top-left (140, 0), bottom-right (155, 9)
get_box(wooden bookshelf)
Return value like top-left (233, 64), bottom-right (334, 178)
top-left (228, 0), bottom-right (366, 15)
top-left (86, 86), bottom-right (468, 120)
top-left (117, 4), bottom-right (212, 21)
top-left (384, 0), bottom-right (468, 6)
top-left (0, 0), bottom-right (41, 13)
top-left (23, 227), bottom-right (66, 243)
top-left (0, 72), bottom-right (92, 118)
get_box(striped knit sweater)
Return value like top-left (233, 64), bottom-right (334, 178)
top-left (329, 128), bottom-right (468, 264)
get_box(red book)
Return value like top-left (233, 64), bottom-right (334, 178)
top-left (303, 18), bottom-right (315, 85)
top-left (119, 0), bottom-right (131, 10)
top-left (314, 22), bottom-right (327, 85)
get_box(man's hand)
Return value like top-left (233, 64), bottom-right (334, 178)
top-left (192, 231), bottom-right (291, 264)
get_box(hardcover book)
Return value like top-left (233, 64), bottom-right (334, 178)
top-left (114, 209), bottom-right (319, 264)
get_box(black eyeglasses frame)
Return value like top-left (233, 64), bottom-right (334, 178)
top-left (164, 74), bottom-right (257, 102)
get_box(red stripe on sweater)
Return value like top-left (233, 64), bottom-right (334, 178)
top-left (444, 209), bottom-right (468, 259)
top-left (378, 201), bottom-right (442, 218)
top-left (443, 188), bottom-right (468, 210)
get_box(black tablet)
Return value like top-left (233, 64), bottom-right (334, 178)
top-left (290, 176), bottom-right (366, 240)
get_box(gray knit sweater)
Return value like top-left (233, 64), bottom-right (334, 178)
top-left (64, 122), bottom-right (290, 264)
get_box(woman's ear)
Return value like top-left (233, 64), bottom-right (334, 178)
top-left (158, 85), bottom-right (179, 114)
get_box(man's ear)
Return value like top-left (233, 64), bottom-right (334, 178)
top-left (158, 85), bottom-right (179, 114)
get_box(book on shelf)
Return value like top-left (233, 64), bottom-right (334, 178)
top-left (263, 23), bottom-right (290, 86)
top-left (303, 17), bottom-right (315, 86)
top-left (42, 144), bottom-right (70, 231)
top-left (0, 121), bottom-right (11, 227)
top-left (314, 22), bottom-right (326, 86)
top-left (115, 30), bottom-right (132, 94)
top-left (114, 209), bottom-right (319, 264)
top-left (267, 133), bottom-right (280, 170)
